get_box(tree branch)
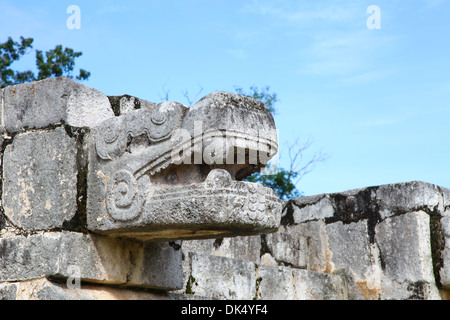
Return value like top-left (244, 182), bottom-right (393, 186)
top-left (285, 136), bottom-right (330, 185)
top-left (182, 85), bottom-right (203, 107)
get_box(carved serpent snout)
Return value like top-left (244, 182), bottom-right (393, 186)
top-left (86, 92), bottom-right (282, 241)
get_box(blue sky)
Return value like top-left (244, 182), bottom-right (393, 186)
top-left (1, 0), bottom-right (450, 196)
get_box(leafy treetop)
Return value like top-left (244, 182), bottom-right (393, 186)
top-left (0, 36), bottom-right (90, 88)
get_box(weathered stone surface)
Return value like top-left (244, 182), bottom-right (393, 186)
top-left (182, 252), bottom-right (256, 300)
top-left (179, 242), bottom-right (348, 300)
top-left (376, 211), bottom-right (434, 283)
top-left (440, 211), bottom-right (450, 288)
top-left (2, 127), bottom-right (77, 230)
top-left (87, 91), bottom-right (281, 241)
top-left (131, 240), bottom-right (183, 289)
top-left (181, 239), bottom-right (216, 255)
top-left (286, 221), bottom-right (329, 272)
top-left (88, 169), bottom-right (281, 241)
top-left (375, 211), bottom-right (440, 299)
top-left (257, 265), bottom-right (294, 300)
top-left (290, 194), bottom-right (335, 223)
top-left (0, 278), bottom-right (172, 300)
top-left (108, 95), bottom-right (157, 116)
top-left (326, 220), bottom-right (372, 280)
top-left (0, 231), bottom-right (182, 290)
top-left (259, 221), bottom-right (384, 299)
top-left (257, 265), bottom-right (347, 300)
top-left (0, 282), bottom-right (17, 300)
top-left (264, 227), bottom-right (308, 268)
top-left (326, 220), bottom-right (384, 300)
top-left (291, 268), bottom-right (348, 300)
top-left (440, 249), bottom-right (450, 288)
top-left (276, 182), bottom-right (450, 299)
top-left (2, 77), bottom-right (114, 132)
top-left (376, 181), bottom-right (444, 219)
top-left (182, 236), bottom-right (261, 263)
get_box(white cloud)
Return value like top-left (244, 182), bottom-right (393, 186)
top-left (298, 29), bottom-right (401, 77)
top-left (239, 0), bottom-right (398, 79)
top-left (357, 116), bottom-right (408, 128)
top-left (338, 69), bottom-right (393, 86)
top-left (240, 0), bottom-right (361, 24)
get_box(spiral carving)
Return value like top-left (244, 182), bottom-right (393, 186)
top-left (106, 170), bottom-right (143, 221)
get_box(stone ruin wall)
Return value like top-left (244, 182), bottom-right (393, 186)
top-left (0, 77), bottom-right (449, 300)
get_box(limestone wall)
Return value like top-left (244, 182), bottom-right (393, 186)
top-left (181, 181), bottom-right (450, 300)
top-left (0, 78), bottom-right (183, 297)
top-left (0, 78), bottom-right (449, 300)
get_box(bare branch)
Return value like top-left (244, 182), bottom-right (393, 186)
top-left (182, 85), bottom-right (204, 107)
top-left (285, 136), bottom-right (330, 185)
top-left (182, 90), bottom-right (192, 107)
top-left (158, 79), bottom-right (170, 101)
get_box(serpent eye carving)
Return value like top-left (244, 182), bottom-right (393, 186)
top-left (106, 169), bottom-right (144, 222)
top-left (151, 110), bottom-right (167, 125)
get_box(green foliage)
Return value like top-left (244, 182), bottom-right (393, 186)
top-left (35, 45), bottom-right (90, 81)
top-left (0, 36), bottom-right (34, 87)
top-left (0, 36), bottom-right (90, 88)
top-left (245, 168), bottom-right (301, 200)
top-left (234, 86), bottom-right (277, 114)
top-left (235, 86), bottom-right (302, 200)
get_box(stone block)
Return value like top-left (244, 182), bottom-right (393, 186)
top-left (132, 240), bottom-right (183, 289)
top-left (0, 282), bottom-right (17, 300)
top-left (214, 236), bottom-right (262, 263)
top-left (290, 194), bottom-right (335, 223)
top-left (2, 127), bottom-right (77, 230)
top-left (440, 247), bottom-right (450, 289)
top-left (288, 221), bottom-right (330, 273)
top-left (381, 279), bottom-right (441, 300)
top-left (442, 213), bottom-right (450, 239)
top-left (181, 239), bottom-right (216, 255)
top-left (2, 77), bottom-right (114, 132)
top-left (376, 181), bottom-right (444, 219)
top-left (257, 265), bottom-right (347, 300)
top-left (291, 268), bottom-right (348, 300)
top-left (375, 211), bottom-right (440, 299)
top-left (443, 187), bottom-right (450, 208)
top-left (183, 252), bottom-right (256, 300)
top-left (439, 210), bottom-right (450, 288)
top-left (264, 228), bottom-right (308, 268)
top-left (0, 231), bottom-right (182, 290)
top-left (326, 220), bottom-right (373, 279)
top-left (182, 236), bottom-right (261, 263)
top-left (257, 265), bottom-right (294, 300)
top-left (376, 211), bottom-right (434, 283)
